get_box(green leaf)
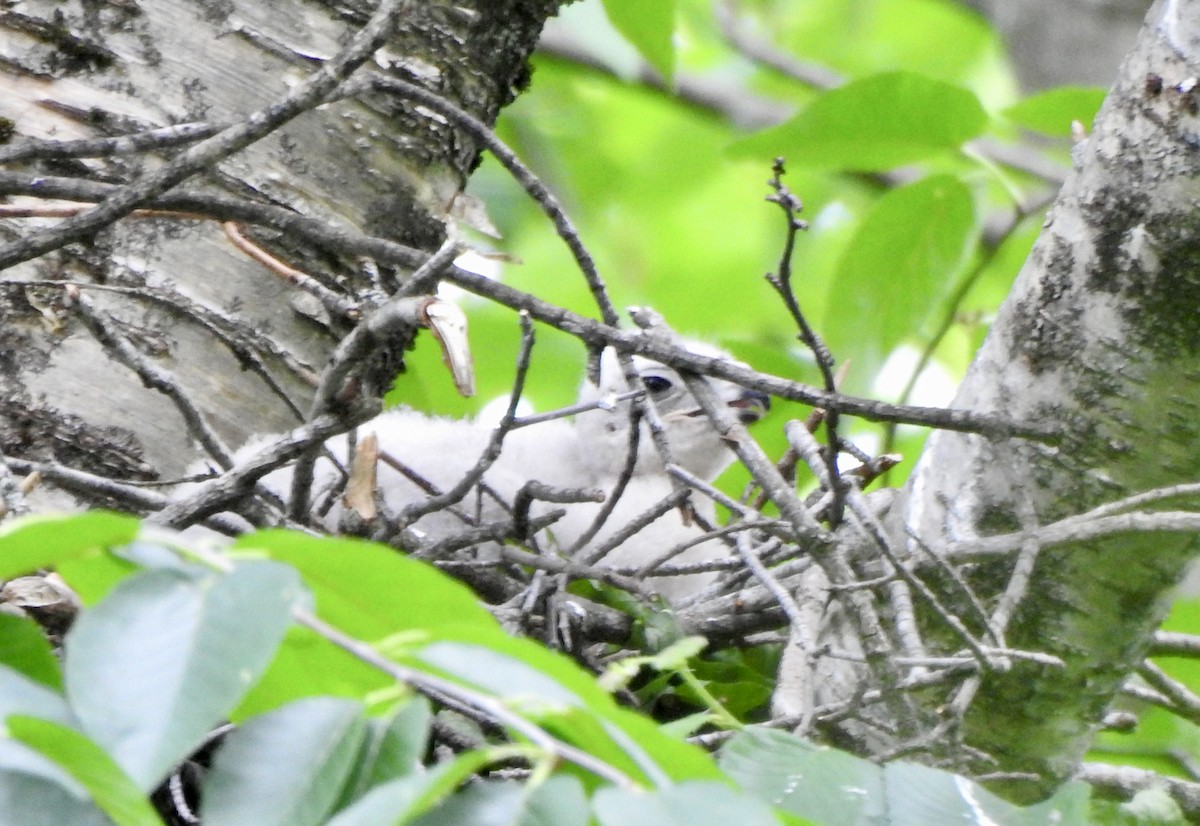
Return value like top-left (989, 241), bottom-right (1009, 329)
top-left (325, 751), bottom-right (498, 826)
top-left (201, 698), bottom-right (367, 826)
top-left (64, 561), bottom-right (301, 789)
top-left (338, 697), bottom-right (431, 807)
top-left (732, 71), bottom-right (988, 171)
top-left (824, 174), bottom-right (977, 378)
top-left (0, 512), bottom-right (138, 579)
top-left (233, 624), bottom-right (393, 719)
top-left (324, 771), bottom-right (440, 826)
top-left (0, 614), bottom-right (61, 690)
top-left (601, 0), bottom-right (676, 82)
top-left (7, 715), bottom-right (165, 826)
top-left (56, 549), bottom-right (140, 606)
top-left (721, 729), bottom-right (883, 824)
top-left (1003, 86), bottom-right (1107, 137)
top-left (411, 776), bottom-right (589, 826)
top-left (719, 728), bottom-right (1093, 825)
top-left (236, 531), bottom-right (498, 638)
top-left (0, 764), bottom-right (110, 826)
top-left (593, 780), bottom-right (787, 826)
top-left (243, 534), bottom-right (719, 785)
top-left (0, 663), bottom-right (73, 726)
top-left (411, 636), bottom-right (720, 785)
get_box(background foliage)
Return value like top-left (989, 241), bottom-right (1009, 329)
top-left (4, 0), bottom-right (1197, 823)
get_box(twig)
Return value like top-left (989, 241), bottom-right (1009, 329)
top-left (0, 275), bottom-right (318, 409)
top-left (567, 402), bottom-right (642, 557)
top-left (223, 222), bottom-right (360, 320)
top-left (66, 287), bottom-right (234, 468)
top-left (941, 510), bottom-right (1200, 563)
top-left (148, 412), bottom-right (371, 528)
top-left (292, 607), bottom-right (640, 788)
top-left (579, 488), bottom-right (691, 567)
top-left (1137, 660), bottom-right (1200, 725)
top-left (765, 159), bottom-right (844, 524)
top-left (359, 74), bottom-right (622, 329)
top-left (0, 122), bottom-right (218, 163)
top-left (511, 389), bottom-right (644, 428)
top-left (1150, 630), bottom-right (1200, 658)
top-left (0, 454), bottom-right (32, 519)
top-left (395, 312), bottom-right (537, 528)
top-left (1077, 763), bottom-right (1200, 819)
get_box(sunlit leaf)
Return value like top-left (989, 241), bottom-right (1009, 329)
top-left (0, 512), bottom-right (137, 579)
top-left (732, 72), bottom-right (988, 171)
top-left (601, 0), bottom-right (676, 82)
top-left (1003, 86), bottom-right (1107, 137)
top-left (0, 614), bottom-right (61, 690)
top-left (236, 531), bottom-right (498, 638)
top-left (823, 174), bottom-right (977, 382)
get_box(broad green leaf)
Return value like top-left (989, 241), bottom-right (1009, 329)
top-left (0, 512), bottom-right (138, 579)
top-left (412, 776), bottom-right (589, 826)
top-left (338, 697), bottom-right (432, 807)
top-left (721, 730), bottom-right (881, 825)
top-left (824, 174), bottom-right (977, 381)
top-left (0, 764), bottom-right (109, 826)
top-left (593, 780), bottom-right (787, 826)
top-left (732, 72), bottom-right (988, 171)
top-left (202, 698), bottom-right (366, 826)
top-left (417, 641), bottom-right (583, 710)
top-left (325, 750), bottom-right (496, 826)
top-left (59, 535), bottom-right (197, 607)
top-left (411, 636), bottom-right (720, 784)
top-left (601, 0), bottom-right (676, 82)
top-left (0, 663), bottom-right (72, 726)
top-left (236, 531), bottom-right (498, 638)
top-left (233, 624), bottom-right (393, 718)
top-left (0, 614), bottom-right (61, 690)
top-left (325, 771), bottom-right (440, 826)
top-left (56, 550), bottom-right (140, 606)
top-left (1003, 86), bottom-right (1107, 137)
top-left (8, 715), bottom-right (164, 826)
top-left (719, 728), bottom-right (1092, 825)
top-left (64, 562), bottom-right (301, 789)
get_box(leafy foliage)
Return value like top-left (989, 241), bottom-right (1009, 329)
top-left (1, 0), bottom-right (1194, 823)
top-left (0, 516), bottom-right (1129, 823)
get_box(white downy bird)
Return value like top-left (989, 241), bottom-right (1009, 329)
top-left (260, 342), bottom-right (770, 603)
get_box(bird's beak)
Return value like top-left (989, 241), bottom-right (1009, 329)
top-left (728, 389), bottom-right (771, 424)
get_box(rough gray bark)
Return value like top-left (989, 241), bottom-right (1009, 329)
top-left (0, 0), bottom-right (559, 512)
top-left (896, 0), bottom-right (1200, 799)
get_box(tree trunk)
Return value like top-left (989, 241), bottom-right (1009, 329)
top-left (893, 0), bottom-right (1200, 800)
top-left (0, 0), bottom-right (558, 513)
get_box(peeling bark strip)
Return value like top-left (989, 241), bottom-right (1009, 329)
top-left (0, 1), bottom-right (559, 499)
top-left (896, 0), bottom-right (1200, 800)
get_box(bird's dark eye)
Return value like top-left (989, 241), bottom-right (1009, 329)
top-left (642, 374), bottom-right (673, 395)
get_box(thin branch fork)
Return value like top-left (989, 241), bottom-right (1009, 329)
top-left (764, 159), bottom-right (845, 525)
